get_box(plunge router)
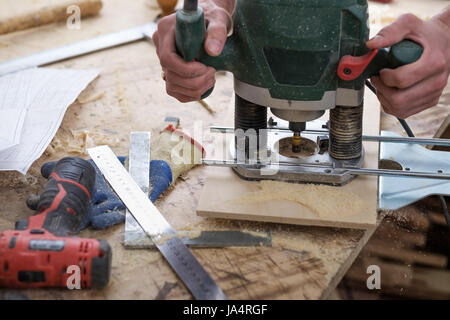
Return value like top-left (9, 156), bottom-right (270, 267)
top-left (175, 0), bottom-right (434, 185)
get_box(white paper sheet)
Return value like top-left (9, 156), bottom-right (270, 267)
top-left (0, 68), bottom-right (99, 174)
top-left (0, 108), bottom-right (26, 151)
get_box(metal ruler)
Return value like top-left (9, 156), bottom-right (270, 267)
top-left (88, 145), bottom-right (228, 300)
top-left (0, 23), bottom-right (157, 76)
top-left (124, 132), bottom-right (152, 248)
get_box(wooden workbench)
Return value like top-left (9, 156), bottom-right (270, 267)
top-left (0, 0), bottom-right (448, 300)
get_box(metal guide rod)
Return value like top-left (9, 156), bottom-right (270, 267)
top-left (362, 135), bottom-right (450, 146)
top-left (0, 23), bottom-right (157, 76)
top-left (201, 159), bottom-right (450, 180)
top-left (88, 146), bottom-right (227, 300)
top-left (209, 126), bottom-right (450, 147)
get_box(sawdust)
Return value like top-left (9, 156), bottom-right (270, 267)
top-left (178, 229), bottom-right (202, 239)
top-left (77, 90), bottom-right (105, 104)
top-left (272, 229), bottom-right (361, 283)
top-left (44, 127), bottom-right (120, 156)
top-left (114, 69), bottom-right (128, 108)
top-left (0, 167), bottom-right (41, 187)
top-left (234, 180), bottom-right (369, 219)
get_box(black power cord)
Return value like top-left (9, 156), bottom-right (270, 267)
top-left (365, 80), bottom-right (450, 231)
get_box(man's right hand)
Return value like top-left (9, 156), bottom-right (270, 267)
top-left (152, 0), bottom-right (234, 102)
top-left (367, 9), bottom-right (450, 119)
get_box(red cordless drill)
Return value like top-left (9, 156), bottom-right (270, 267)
top-left (0, 157), bottom-right (111, 289)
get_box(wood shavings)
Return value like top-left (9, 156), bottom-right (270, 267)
top-left (198, 99), bottom-right (215, 114)
top-left (0, 169), bottom-right (40, 187)
top-left (234, 180), bottom-right (370, 219)
top-left (115, 69), bottom-right (128, 108)
top-left (77, 91), bottom-right (105, 104)
top-left (45, 127), bottom-right (120, 156)
top-left (45, 128), bottom-right (86, 156)
top-left (272, 229), bottom-right (360, 283)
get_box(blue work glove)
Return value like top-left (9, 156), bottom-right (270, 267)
top-left (41, 157), bottom-right (173, 231)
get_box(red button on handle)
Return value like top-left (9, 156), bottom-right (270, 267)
top-left (337, 49), bottom-right (379, 81)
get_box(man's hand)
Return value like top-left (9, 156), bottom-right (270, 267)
top-left (367, 11), bottom-right (450, 119)
top-left (152, 0), bottom-right (234, 102)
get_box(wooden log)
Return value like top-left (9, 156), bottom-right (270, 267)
top-left (0, 0), bottom-right (103, 35)
top-left (428, 212), bottom-right (449, 226)
top-left (385, 205), bottom-right (431, 232)
top-left (345, 256), bottom-right (413, 288)
top-left (365, 239), bottom-right (448, 268)
top-left (373, 218), bottom-right (427, 248)
top-left (345, 259), bottom-right (450, 299)
top-left (417, 196), bottom-right (450, 222)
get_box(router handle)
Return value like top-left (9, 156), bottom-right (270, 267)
top-left (175, 0), bottom-right (214, 99)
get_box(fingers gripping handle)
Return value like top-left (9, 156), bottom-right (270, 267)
top-left (384, 39), bottom-right (424, 69)
top-left (338, 40), bottom-right (424, 81)
top-left (175, 2), bottom-right (214, 99)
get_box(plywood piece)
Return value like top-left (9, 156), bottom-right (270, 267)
top-left (197, 90), bottom-right (380, 229)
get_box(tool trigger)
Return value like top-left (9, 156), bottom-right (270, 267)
top-left (337, 49), bottom-right (378, 81)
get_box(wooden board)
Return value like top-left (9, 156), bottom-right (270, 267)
top-left (197, 85), bottom-right (380, 230)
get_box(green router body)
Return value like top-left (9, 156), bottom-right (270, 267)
top-left (175, 0), bottom-right (422, 183)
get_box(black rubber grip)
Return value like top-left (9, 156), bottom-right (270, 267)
top-left (37, 158), bottom-right (96, 236)
top-left (91, 240), bottom-right (112, 288)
